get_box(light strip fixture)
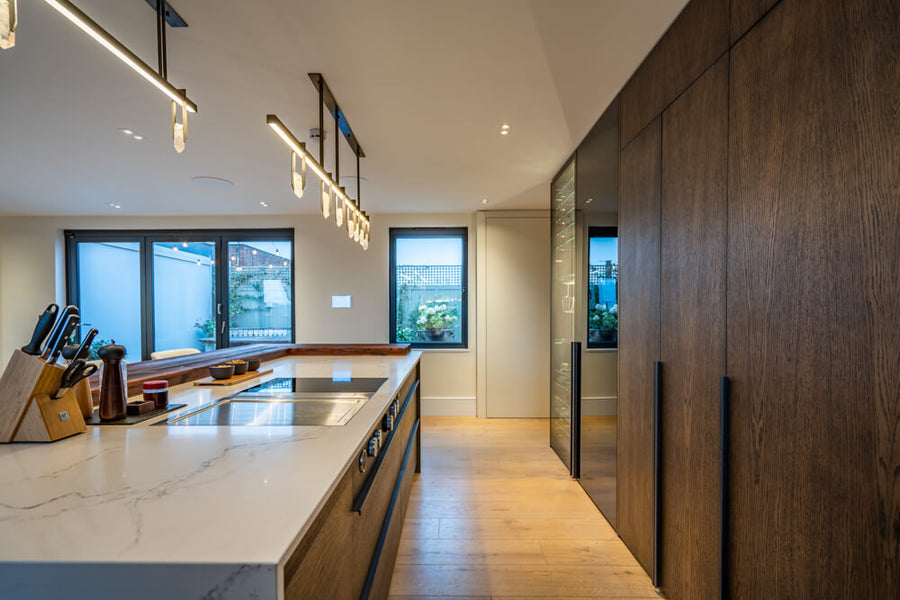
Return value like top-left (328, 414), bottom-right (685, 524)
top-left (267, 115), bottom-right (370, 250)
top-left (43, 0), bottom-right (196, 112)
top-left (42, 0), bottom-right (197, 152)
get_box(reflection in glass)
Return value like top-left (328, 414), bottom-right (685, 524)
top-left (227, 241), bottom-right (293, 345)
top-left (588, 230), bottom-right (618, 348)
top-left (77, 242), bottom-right (142, 362)
top-left (153, 241), bottom-right (215, 354)
top-left (550, 159), bottom-right (576, 470)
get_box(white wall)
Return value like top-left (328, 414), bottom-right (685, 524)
top-left (0, 212), bottom-right (477, 414)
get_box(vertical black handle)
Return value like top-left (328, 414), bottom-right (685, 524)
top-left (653, 361), bottom-right (662, 588)
top-left (720, 376), bottom-right (730, 600)
top-left (570, 341), bottom-right (582, 479)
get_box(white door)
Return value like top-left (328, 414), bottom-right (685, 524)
top-left (485, 216), bottom-right (551, 417)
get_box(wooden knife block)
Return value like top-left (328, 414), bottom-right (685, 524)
top-left (0, 349), bottom-right (87, 442)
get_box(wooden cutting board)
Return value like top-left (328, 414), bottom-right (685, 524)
top-left (193, 368), bottom-right (273, 387)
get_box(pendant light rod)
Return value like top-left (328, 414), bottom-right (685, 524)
top-left (308, 73), bottom-right (365, 158)
top-left (156, 0), bottom-right (167, 79)
top-left (42, 0), bottom-right (197, 113)
top-left (317, 77), bottom-right (324, 165)
top-left (356, 151), bottom-right (361, 210)
top-left (334, 109), bottom-right (340, 183)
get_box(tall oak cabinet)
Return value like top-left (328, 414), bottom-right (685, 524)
top-left (615, 0), bottom-right (898, 598)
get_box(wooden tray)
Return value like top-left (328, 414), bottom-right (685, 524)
top-left (193, 368), bottom-right (273, 387)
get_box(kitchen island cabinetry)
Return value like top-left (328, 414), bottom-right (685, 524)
top-left (0, 351), bottom-right (421, 600)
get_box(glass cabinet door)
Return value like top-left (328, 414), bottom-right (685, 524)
top-left (550, 158), bottom-right (576, 471)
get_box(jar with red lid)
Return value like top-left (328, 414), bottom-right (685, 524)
top-left (142, 380), bottom-right (169, 409)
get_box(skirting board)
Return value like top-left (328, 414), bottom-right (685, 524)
top-left (582, 396), bottom-right (618, 417)
top-left (421, 396), bottom-right (477, 417)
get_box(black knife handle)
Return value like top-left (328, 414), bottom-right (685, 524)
top-left (74, 328), bottom-right (99, 361)
top-left (42, 305), bottom-right (78, 359)
top-left (21, 304), bottom-right (58, 355)
top-left (48, 316), bottom-right (79, 364)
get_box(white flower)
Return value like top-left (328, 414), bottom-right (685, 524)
top-left (418, 305), bottom-right (427, 311)
top-left (610, 305), bottom-right (618, 314)
top-left (417, 317), bottom-right (426, 325)
top-left (426, 307), bottom-right (435, 315)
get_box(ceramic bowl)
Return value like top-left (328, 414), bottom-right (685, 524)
top-left (246, 358), bottom-right (261, 372)
top-left (209, 364), bottom-right (234, 380)
top-left (227, 359), bottom-right (248, 375)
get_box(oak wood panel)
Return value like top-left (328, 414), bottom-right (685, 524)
top-left (728, 0), bottom-right (900, 596)
top-left (88, 343), bottom-right (411, 402)
top-left (616, 118), bottom-right (661, 576)
top-left (730, 0), bottom-right (779, 42)
top-left (619, 0), bottom-right (729, 148)
top-left (659, 55), bottom-right (728, 600)
top-left (283, 469), bottom-right (356, 600)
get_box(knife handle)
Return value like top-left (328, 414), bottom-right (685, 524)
top-left (48, 316), bottom-right (79, 364)
top-left (21, 304), bottom-right (58, 355)
top-left (42, 305), bottom-right (78, 359)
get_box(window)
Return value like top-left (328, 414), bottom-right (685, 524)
top-left (66, 230), bottom-right (294, 362)
top-left (390, 228), bottom-right (467, 349)
top-left (587, 226), bottom-right (618, 349)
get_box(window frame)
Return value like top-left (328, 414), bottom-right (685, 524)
top-left (586, 225), bottom-right (618, 350)
top-left (389, 227), bottom-right (469, 349)
top-left (65, 228), bottom-right (295, 361)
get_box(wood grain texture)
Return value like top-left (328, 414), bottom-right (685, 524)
top-left (616, 117), bottom-right (661, 577)
top-left (728, 0), bottom-right (900, 596)
top-left (88, 343), bottom-right (411, 402)
top-left (730, 0), bottom-right (779, 42)
top-left (659, 55), bottom-right (728, 600)
top-left (619, 0), bottom-right (729, 148)
top-left (0, 350), bottom-right (49, 441)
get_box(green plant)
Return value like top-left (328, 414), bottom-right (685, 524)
top-left (416, 299), bottom-right (459, 331)
top-left (89, 338), bottom-right (114, 361)
top-left (396, 327), bottom-right (416, 342)
top-left (589, 303), bottom-right (618, 331)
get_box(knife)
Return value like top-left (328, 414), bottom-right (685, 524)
top-left (54, 359), bottom-right (98, 399)
top-left (47, 314), bottom-right (80, 365)
top-left (21, 304), bottom-right (58, 355)
top-left (62, 328), bottom-right (98, 364)
top-left (42, 305), bottom-right (78, 360)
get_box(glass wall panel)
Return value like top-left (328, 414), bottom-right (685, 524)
top-left (227, 240), bottom-right (293, 345)
top-left (153, 241), bottom-right (216, 353)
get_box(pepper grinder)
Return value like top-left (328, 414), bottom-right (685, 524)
top-left (97, 344), bottom-right (127, 421)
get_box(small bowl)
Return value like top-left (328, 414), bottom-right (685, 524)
top-left (246, 358), bottom-right (261, 372)
top-left (227, 359), bottom-right (248, 375)
top-left (209, 364), bottom-right (235, 380)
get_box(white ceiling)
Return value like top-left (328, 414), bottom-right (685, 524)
top-left (0, 0), bottom-right (686, 216)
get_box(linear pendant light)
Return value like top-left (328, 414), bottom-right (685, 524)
top-left (0, 0), bottom-right (17, 49)
top-left (42, 0), bottom-right (197, 113)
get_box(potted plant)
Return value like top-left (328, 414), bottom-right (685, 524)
top-left (415, 299), bottom-right (458, 342)
top-left (589, 303), bottom-right (617, 343)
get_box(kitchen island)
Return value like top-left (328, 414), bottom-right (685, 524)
top-left (0, 349), bottom-right (421, 600)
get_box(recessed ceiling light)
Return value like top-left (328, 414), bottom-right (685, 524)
top-left (107, 202), bottom-right (121, 209)
top-left (481, 198), bottom-right (488, 204)
top-left (501, 124), bottom-right (510, 130)
top-left (119, 129), bottom-right (133, 135)
top-left (259, 201), bottom-right (269, 207)
top-left (585, 198), bottom-right (593, 204)
top-left (132, 135), bottom-right (143, 141)
top-left (500, 131), bottom-right (509, 136)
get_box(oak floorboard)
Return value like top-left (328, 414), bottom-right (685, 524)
top-left (390, 417), bottom-right (658, 599)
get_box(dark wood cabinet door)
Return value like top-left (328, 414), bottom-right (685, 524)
top-left (659, 55), bottom-right (728, 600)
top-left (619, 0), bottom-right (729, 148)
top-left (616, 117), bottom-right (662, 577)
top-left (728, 0), bottom-right (900, 597)
top-left (730, 0), bottom-right (779, 42)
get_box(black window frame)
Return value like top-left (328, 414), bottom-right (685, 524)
top-left (65, 228), bottom-right (295, 361)
top-left (586, 225), bottom-right (618, 350)
top-left (389, 227), bottom-right (468, 349)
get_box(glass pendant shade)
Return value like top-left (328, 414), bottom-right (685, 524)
top-left (320, 180), bottom-right (331, 218)
top-left (354, 213), bottom-right (362, 242)
top-left (291, 152), bottom-right (306, 199)
top-left (171, 99), bottom-right (187, 153)
top-left (0, 0), bottom-right (16, 49)
top-left (347, 203), bottom-right (355, 239)
top-left (335, 192), bottom-right (344, 227)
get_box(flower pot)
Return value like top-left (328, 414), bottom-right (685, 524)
top-left (589, 328), bottom-right (616, 343)
top-left (417, 329), bottom-right (453, 342)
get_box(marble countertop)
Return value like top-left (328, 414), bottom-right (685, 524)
top-left (0, 352), bottom-right (421, 599)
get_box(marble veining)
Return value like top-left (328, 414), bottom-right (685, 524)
top-left (0, 353), bottom-right (420, 599)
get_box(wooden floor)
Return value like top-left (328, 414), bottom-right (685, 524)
top-left (389, 417), bottom-right (661, 600)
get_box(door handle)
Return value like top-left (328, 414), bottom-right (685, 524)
top-left (216, 303), bottom-right (223, 315)
top-left (220, 321), bottom-right (226, 334)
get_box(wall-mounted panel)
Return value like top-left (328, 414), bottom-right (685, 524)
top-left (619, 0), bottom-right (729, 148)
top-left (730, 0), bottom-right (779, 42)
top-left (728, 0), bottom-right (900, 596)
top-left (616, 118), bottom-right (661, 576)
top-left (659, 55), bottom-right (728, 600)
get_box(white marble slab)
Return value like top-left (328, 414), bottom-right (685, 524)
top-left (0, 352), bottom-right (421, 600)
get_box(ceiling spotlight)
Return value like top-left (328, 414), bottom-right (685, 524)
top-left (119, 128), bottom-right (134, 135)
top-left (481, 198), bottom-right (488, 204)
top-left (500, 130), bottom-right (509, 136)
top-left (259, 201), bottom-right (269, 207)
top-left (107, 202), bottom-right (121, 209)
top-left (501, 124), bottom-right (510, 130)
top-left (585, 198), bottom-right (593, 204)
top-left (132, 135), bottom-right (143, 141)
top-left (0, 0), bottom-right (17, 50)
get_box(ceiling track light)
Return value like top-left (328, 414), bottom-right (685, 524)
top-left (0, 0), bottom-right (17, 49)
top-left (41, 0), bottom-right (197, 152)
top-left (266, 74), bottom-right (370, 250)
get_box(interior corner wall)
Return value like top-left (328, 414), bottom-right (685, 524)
top-left (0, 212), bottom-right (477, 415)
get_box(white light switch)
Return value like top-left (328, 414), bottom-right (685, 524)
top-left (331, 295), bottom-right (352, 308)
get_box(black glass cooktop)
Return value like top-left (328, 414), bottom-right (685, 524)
top-left (237, 377), bottom-right (387, 397)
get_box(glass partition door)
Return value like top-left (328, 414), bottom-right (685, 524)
top-left (550, 158), bottom-right (576, 471)
top-left (226, 240), bottom-right (293, 346)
